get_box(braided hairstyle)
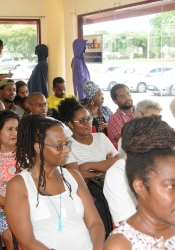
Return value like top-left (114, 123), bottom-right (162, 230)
top-left (16, 115), bottom-right (73, 205)
top-left (58, 97), bottom-right (84, 124)
top-left (121, 115), bottom-right (175, 197)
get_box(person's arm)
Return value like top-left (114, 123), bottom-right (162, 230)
top-left (103, 234), bottom-right (131, 250)
top-left (114, 133), bottom-right (121, 141)
top-left (0, 71), bottom-right (13, 80)
top-left (69, 169), bottom-right (105, 250)
top-left (64, 162), bottom-right (103, 179)
top-left (108, 115), bottom-right (122, 142)
top-left (0, 195), bottom-right (5, 206)
top-left (5, 175), bottom-right (50, 250)
top-left (79, 155), bottom-right (120, 172)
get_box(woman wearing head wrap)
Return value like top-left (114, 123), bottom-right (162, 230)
top-left (83, 81), bottom-right (113, 133)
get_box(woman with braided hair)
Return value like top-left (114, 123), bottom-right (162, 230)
top-left (5, 115), bottom-right (105, 250)
top-left (103, 115), bottom-right (175, 249)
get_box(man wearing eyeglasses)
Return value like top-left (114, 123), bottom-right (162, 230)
top-left (28, 92), bottom-right (72, 136)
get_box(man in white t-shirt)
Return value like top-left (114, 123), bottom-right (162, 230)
top-left (103, 159), bottom-right (138, 227)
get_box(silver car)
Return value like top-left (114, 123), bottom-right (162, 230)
top-left (147, 68), bottom-right (175, 96)
top-left (125, 67), bottom-right (173, 93)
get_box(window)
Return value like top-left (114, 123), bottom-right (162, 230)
top-left (0, 19), bottom-right (40, 82)
top-left (80, 0), bottom-right (175, 127)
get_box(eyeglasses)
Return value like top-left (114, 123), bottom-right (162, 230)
top-left (44, 140), bottom-right (72, 151)
top-left (72, 115), bottom-right (93, 125)
top-left (30, 103), bottom-right (48, 108)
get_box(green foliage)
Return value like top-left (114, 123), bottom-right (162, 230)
top-left (0, 24), bottom-right (37, 61)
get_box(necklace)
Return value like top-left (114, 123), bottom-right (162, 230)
top-left (87, 104), bottom-right (104, 125)
top-left (152, 235), bottom-right (167, 249)
top-left (31, 168), bottom-right (62, 232)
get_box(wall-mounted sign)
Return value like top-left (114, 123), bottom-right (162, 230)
top-left (84, 35), bottom-right (103, 63)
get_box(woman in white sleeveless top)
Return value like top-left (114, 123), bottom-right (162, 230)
top-left (5, 115), bottom-right (105, 250)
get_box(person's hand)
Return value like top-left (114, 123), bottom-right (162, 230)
top-left (98, 123), bottom-right (107, 132)
top-left (7, 71), bottom-right (13, 78)
top-left (106, 152), bottom-right (113, 159)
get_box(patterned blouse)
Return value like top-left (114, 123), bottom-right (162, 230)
top-left (0, 151), bottom-right (16, 212)
top-left (111, 221), bottom-right (175, 249)
top-left (99, 106), bottom-right (113, 123)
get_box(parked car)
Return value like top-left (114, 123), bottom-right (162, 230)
top-left (102, 66), bottom-right (137, 90)
top-left (146, 68), bottom-right (175, 96)
top-left (91, 65), bottom-right (125, 89)
top-left (0, 58), bottom-right (21, 70)
top-left (12, 63), bottom-right (37, 82)
top-left (125, 67), bottom-right (173, 93)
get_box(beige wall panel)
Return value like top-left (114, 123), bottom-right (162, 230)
top-left (0, 0), bottom-right (44, 17)
top-left (45, 0), bottom-right (66, 95)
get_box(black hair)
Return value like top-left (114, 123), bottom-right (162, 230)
top-left (0, 40), bottom-right (3, 47)
top-left (58, 97), bottom-right (84, 124)
top-left (20, 96), bottom-right (29, 106)
top-left (15, 81), bottom-right (27, 94)
top-left (121, 115), bottom-right (175, 197)
top-left (110, 83), bottom-right (129, 101)
top-left (16, 115), bottom-right (73, 205)
top-left (53, 77), bottom-right (65, 88)
top-left (0, 110), bottom-right (19, 130)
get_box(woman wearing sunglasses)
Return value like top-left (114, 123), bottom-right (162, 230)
top-left (5, 115), bottom-right (105, 250)
top-left (58, 97), bottom-right (120, 179)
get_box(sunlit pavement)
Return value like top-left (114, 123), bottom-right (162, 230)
top-left (103, 91), bottom-right (175, 129)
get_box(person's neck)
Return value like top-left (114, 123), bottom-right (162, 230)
top-left (129, 207), bottom-right (175, 239)
top-left (32, 158), bottom-right (58, 180)
top-left (0, 144), bottom-right (16, 153)
top-left (72, 132), bottom-right (91, 144)
top-left (2, 101), bottom-right (13, 110)
top-left (87, 102), bottom-right (99, 116)
top-left (120, 107), bottom-right (133, 114)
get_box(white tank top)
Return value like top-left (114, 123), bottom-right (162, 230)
top-left (19, 168), bottom-right (93, 250)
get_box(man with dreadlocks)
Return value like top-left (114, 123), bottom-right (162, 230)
top-left (103, 115), bottom-right (175, 249)
top-left (5, 115), bottom-right (105, 250)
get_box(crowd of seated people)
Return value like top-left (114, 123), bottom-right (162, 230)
top-left (1, 74), bottom-right (175, 249)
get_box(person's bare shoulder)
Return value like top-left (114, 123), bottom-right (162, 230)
top-left (7, 174), bottom-right (28, 197)
top-left (103, 233), bottom-right (131, 250)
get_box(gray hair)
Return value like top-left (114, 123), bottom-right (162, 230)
top-left (136, 99), bottom-right (162, 116)
top-left (170, 98), bottom-right (175, 117)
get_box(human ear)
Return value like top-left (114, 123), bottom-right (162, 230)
top-left (133, 179), bottom-right (147, 199)
top-left (113, 99), bottom-right (117, 105)
top-left (34, 143), bottom-right (40, 154)
top-left (68, 121), bottom-right (74, 129)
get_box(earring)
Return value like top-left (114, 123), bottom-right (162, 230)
top-left (91, 100), bottom-right (94, 105)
